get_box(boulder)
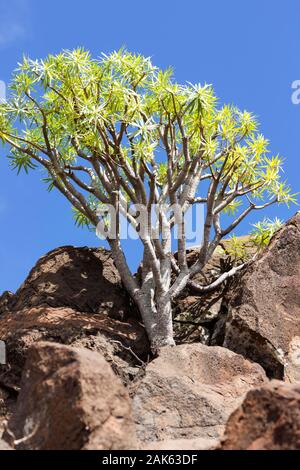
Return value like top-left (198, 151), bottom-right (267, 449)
top-left (220, 381), bottom-right (300, 450)
top-left (0, 306), bottom-right (148, 391)
top-left (0, 246), bottom-right (148, 434)
top-left (222, 212), bottom-right (300, 380)
top-left (3, 246), bottom-right (133, 320)
top-left (0, 438), bottom-right (13, 450)
top-left (132, 343), bottom-right (267, 446)
top-left (5, 342), bottom-right (137, 450)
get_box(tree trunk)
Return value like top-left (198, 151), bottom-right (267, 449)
top-left (151, 294), bottom-right (175, 353)
top-left (110, 242), bottom-right (175, 354)
top-left (136, 292), bottom-right (175, 354)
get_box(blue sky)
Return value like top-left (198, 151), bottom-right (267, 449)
top-left (0, 0), bottom-right (299, 292)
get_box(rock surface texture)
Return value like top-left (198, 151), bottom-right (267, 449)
top-left (0, 438), bottom-right (13, 450)
top-left (220, 381), bottom-right (300, 450)
top-left (0, 246), bottom-right (148, 443)
top-left (5, 342), bottom-right (137, 450)
top-left (132, 343), bottom-right (267, 447)
top-left (1, 246), bottom-right (132, 319)
top-left (222, 212), bottom-right (300, 380)
top-left (0, 306), bottom-right (147, 391)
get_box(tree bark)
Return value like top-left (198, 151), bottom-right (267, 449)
top-left (111, 241), bottom-right (175, 353)
top-left (151, 294), bottom-right (175, 353)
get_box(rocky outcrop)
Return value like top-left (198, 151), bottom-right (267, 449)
top-left (0, 246), bottom-right (149, 443)
top-left (5, 342), bottom-right (137, 450)
top-left (220, 381), bottom-right (300, 450)
top-left (132, 343), bottom-right (267, 448)
top-left (0, 213), bottom-right (299, 450)
top-left (2, 246), bottom-right (132, 320)
top-left (0, 306), bottom-right (148, 391)
top-left (222, 213), bottom-right (300, 380)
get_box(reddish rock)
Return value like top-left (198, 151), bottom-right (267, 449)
top-left (220, 381), bottom-right (300, 450)
top-left (132, 343), bottom-right (267, 446)
top-left (0, 306), bottom-right (148, 391)
top-left (223, 212), bottom-right (300, 380)
top-left (4, 246), bottom-right (133, 320)
top-left (5, 342), bottom-right (137, 450)
top-left (0, 246), bottom-right (148, 433)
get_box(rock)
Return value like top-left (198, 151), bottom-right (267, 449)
top-left (0, 306), bottom-right (148, 391)
top-left (132, 343), bottom-right (267, 446)
top-left (172, 237), bottom-right (255, 345)
top-left (173, 294), bottom-right (224, 345)
top-left (144, 437), bottom-right (218, 450)
top-left (222, 213), bottom-right (300, 380)
top-left (0, 385), bottom-right (17, 439)
top-left (220, 381), bottom-right (300, 450)
top-left (0, 292), bottom-right (14, 315)
top-left (0, 438), bottom-right (13, 450)
top-left (5, 246), bottom-right (133, 320)
top-left (0, 246), bottom-right (149, 431)
top-left (5, 342), bottom-right (137, 450)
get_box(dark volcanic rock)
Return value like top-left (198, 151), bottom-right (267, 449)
top-left (222, 212), bottom-right (300, 380)
top-left (0, 306), bottom-right (148, 391)
top-left (5, 342), bottom-right (137, 450)
top-left (0, 246), bottom-right (149, 391)
top-left (132, 343), bottom-right (267, 447)
top-left (5, 246), bottom-right (133, 320)
top-left (220, 381), bottom-right (300, 450)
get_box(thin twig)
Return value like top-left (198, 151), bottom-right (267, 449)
top-left (111, 340), bottom-right (146, 366)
